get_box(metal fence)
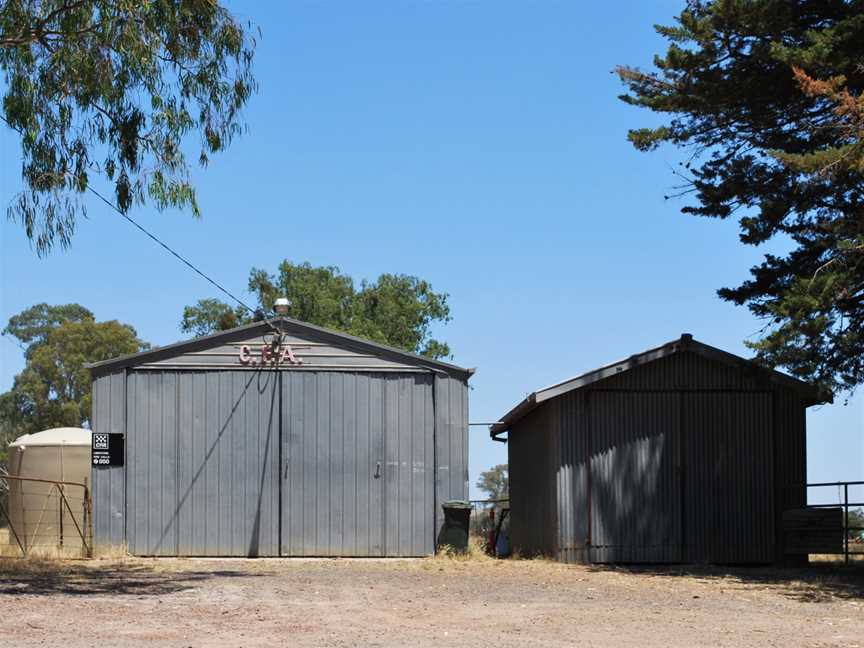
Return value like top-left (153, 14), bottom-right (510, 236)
top-left (804, 480), bottom-right (863, 564)
top-left (0, 474), bottom-right (93, 558)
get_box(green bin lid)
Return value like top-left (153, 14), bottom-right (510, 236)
top-left (442, 500), bottom-right (472, 509)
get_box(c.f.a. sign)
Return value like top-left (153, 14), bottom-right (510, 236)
top-left (238, 343), bottom-right (303, 367)
top-left (92, 433), bottom-right (124, 467)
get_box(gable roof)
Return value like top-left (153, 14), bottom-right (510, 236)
top-left (490, 334), bottom-right (830, 438)
top-left (87, 316), bottom-right (473, 379)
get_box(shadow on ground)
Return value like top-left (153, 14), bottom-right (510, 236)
top-left (587, 561), bottom-right (864, 603)
top-left (0, 559), bottom-right (262, 597)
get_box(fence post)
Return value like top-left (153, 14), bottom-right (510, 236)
top-left (0, 496), bottom-right (25, 556)
top-left (84, 478), bottom-right (93, 558)
top-left (844, 483), bottom-right (849, 565)
top-left (58, 485), bottom-right (64, 549)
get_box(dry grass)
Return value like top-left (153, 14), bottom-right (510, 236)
top-left (0, 555), bottom-right (175, 582)
top-left (431, 536), bottom-right (494, 562)
top-left (0, 526), bottom-right (25, 558)
top-left (810, 552), bottom-right (864, 563)
top-left (0, 555), bottom-right (83, 577)
top-left (92, 543), bottom-right (129, 560)
top-left (0, 523), bottom-right (106, 559)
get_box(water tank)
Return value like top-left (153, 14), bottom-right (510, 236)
top-left (6, 427), bottom-right (91, 555)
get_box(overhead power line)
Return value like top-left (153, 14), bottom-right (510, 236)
top-left (2, 113), bottom-right (281, 340)
top-left (88, 187), bottom-right (284, 342)
top-left (87, 187), bottom-right (255, 314)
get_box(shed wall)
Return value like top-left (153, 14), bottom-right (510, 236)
top-left (772, 389), bottom-right (807, 564)
top-left (509, 403), bottom-right (559, 557)
top-left (557, 391), bottom-right (589, 563)
top-left (92, 371), bottom-right (126, 549)
top-left (434, 374), bottom-right (469, 536)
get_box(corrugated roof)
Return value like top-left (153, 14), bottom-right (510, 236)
top-left (490, 334), bottom-right (830, 438)
top-left (86, 316), bottom-right (473, 378)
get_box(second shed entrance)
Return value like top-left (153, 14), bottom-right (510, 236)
top-left (585, 390), bottom-right (774, 563)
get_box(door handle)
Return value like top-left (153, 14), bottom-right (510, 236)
top-left (374, 461), bottom-right (381, 479)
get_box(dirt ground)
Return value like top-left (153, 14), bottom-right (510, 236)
top-left (0, 555), bottom-right (863, 648)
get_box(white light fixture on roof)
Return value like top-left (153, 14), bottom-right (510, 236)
top-left (274, 297), bottom-right (291, 316)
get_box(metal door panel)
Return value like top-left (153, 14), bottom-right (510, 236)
top-left (588, 391), bottom-right (682, 563)
top-left (280, 372), bottom-right (433, 556)
top-left (682, 392), bottom-right (773, 563)
top-left (281, 372), bottom-right (385, 556)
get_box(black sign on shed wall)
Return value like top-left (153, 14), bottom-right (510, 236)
top-left (92, 432), bottom-right (124, 467)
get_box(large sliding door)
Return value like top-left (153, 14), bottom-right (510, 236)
top-left (127, 370), bottom-right (280, 556)
top-left (584, 390), bottom-right (774, 565)
top-left (126, 369), bottom-right (435, 557)
top-left (281, 372), bottom-right (385, 556)
top-left (280, 372), bottom-right (434, 557)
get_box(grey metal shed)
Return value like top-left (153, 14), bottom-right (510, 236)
top-left (491, 334), bottom-right (828, 565)
top-left (89, 317), bottom-right (471, 557)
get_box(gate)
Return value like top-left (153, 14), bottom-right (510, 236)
top-left (785, 480), bottom-right (864, 564)
top-left (0, 474), bottom-right (93, 557)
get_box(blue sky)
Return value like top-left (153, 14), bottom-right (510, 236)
top-left (1, 1), bottom-right (861, 504)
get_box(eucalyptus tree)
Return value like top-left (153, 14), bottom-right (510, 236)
top-left (182, 260), bottom-right (454, 359)
top-left (1, 0), bottom-right (257, 253)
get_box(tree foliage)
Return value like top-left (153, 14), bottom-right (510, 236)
top-left (5, 302), bottom-right (93, 346)
top-left (0, 395), bottom-right (21, 470)
top-left (849, 507), bottom-right (864, 538)
top-left (1, 303), bottom-right (147, 436)
top-left (0, 0), bottom-right (257, 254)
top-left (181, 260), bottom-right (453, 359)
top-left (179, 297), bottom-right (244, 337)
top-left (475, 464), bottom-right (509, 501)
top-left (618, 1), bottom-right (864, 393)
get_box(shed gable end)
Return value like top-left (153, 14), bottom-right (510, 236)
top-left (135, 328), bottom-right (432, 372)
top-left (588, 350), bottom-right (788, 393)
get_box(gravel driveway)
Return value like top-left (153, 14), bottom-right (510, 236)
top-left (1, 556), bottom-right (862, 647)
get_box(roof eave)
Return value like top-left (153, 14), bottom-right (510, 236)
top-left (490, 392), bottom-right (537, 437)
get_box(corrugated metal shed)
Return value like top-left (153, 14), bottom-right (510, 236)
top-left (495, 334), bottom-right (828, 565)
top-left (89, 317), bottom-right (471, 557)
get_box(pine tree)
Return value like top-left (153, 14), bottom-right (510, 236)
top-left (618, 1), bottom-right (864, 393)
